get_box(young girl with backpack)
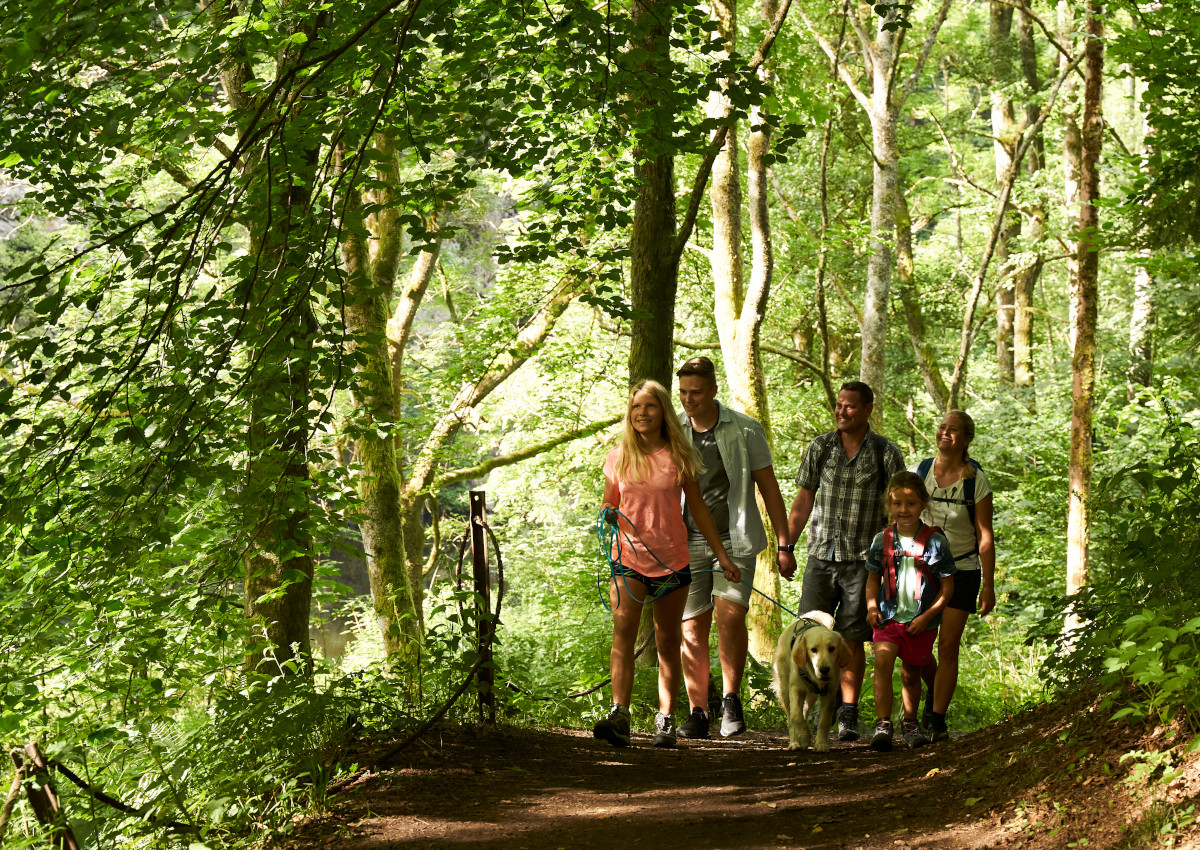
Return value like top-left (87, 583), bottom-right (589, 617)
top-left (593, 379), bottom-right (740, 749)
top-left (865, 471), bottom-right (956, 751)
top-left (912, 409), bottom-right (996, 741)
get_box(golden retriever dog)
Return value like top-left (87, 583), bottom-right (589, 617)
top-left (773, 610), bottom-right (852, 751)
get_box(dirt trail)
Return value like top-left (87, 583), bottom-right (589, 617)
top-left (287, 695), bottom-right (1200, 849)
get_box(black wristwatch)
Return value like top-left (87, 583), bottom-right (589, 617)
top-left (778, 543), bottom-right (796, 553)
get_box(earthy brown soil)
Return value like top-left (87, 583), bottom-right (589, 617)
top-left (286, 693), bottom-right (1200, 849)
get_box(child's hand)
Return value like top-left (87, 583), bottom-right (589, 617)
top-left (907, 614), bottom-right (930, 635)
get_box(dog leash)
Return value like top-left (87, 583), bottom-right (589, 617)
top-left (595, 508), bottom-right (798, 618)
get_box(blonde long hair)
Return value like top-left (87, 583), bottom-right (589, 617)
top-left (944, 409), bottom-right (977, 479)
top-left (613, 379), bottom-right (701, 484)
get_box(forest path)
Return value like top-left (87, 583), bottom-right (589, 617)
top-left (286, 694), bottom-right (1177, 850)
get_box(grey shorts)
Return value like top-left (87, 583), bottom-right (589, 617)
top-left (682, 537), bottom-right (757, 620)
top-left (797, 555), bottom-right (871, 643)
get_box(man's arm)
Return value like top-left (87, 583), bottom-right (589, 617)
top-left (751, 465), bottom-right (797, 579)
top-left (787, 486), bottom-right (816, 544)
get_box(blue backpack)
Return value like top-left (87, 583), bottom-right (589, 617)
top-left (916, 457), bottom-right (983, 557)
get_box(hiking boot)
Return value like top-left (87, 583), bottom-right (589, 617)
top-left (836, 703), bottom-right (860, 742)
top-left (719, 693), bottom-right (746, 737)
top-left (869, 719), bottom-right (894, 752)
top-left (652, 711), bottom-right (677, 748)
top-left (593, 704), bottom-right (631, 748)
top-left (921, 688), bottom-right (935, 730)
top-left (902, 719), bottom-right (930, 749)
top-left (927, 714), bottom-right (950, 743)
top-left (678, 707), bottom-right (710, 740)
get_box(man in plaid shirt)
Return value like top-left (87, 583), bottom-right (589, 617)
top-left (786, 381), bottom-right (905, 742)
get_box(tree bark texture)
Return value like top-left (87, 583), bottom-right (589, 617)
top-left (895, 191), bottom-right (950, 412)
top-left (1012, 0), bottom-right (1043, 390)
top-left (628, 0), bottom-right (679, 389)
top-left (1059, 0), bottom-right (1083, 348)
top-left (990, 0), bottom-right (1020, 385)
top-left (339, 141), bottom-right (421, 656)
top-left (1127, 256), bottom-right (1154, 399)
top-left (1065, 0), bottom-right (1102, 612)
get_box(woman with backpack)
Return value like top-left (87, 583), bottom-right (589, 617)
top-left (912, 409), bottom-right (995, 741)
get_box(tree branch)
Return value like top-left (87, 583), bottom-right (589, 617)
top-left (438, 415), bottom-right (622, 488)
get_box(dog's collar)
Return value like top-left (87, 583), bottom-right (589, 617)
top-left (790, 618), bottom-right (832, 696)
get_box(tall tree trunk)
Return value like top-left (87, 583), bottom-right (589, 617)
top-left (804, 0), bottom-right (952, 414)
top-left (1127, 256), bottom-right (1154, 399)
top-left (628, 0), bottom-right (679, 389)
top-left (990, 0), bottom-right (1020, 384)
top-left (1065, 0), bottom-right (1103, 624)
top-left (896, 191), bottom-right (950, 412)
top-left (338, 140), bottom-right (421, 657)
top-left (228, 7), bottom-right (327, 674)
top-left (1013, 0), bottom-right (1044, 391)
top-left (1060, 0), bottom-right (1083, 348)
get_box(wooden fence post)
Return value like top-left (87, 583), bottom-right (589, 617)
top-left (10, 743), bottom-right (80, 850)
top-left (469, 490), bottom-right (495, 724)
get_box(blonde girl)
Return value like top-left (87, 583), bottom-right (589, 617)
top-left (593, 379), bottom-right (740, 749)
top-left (913, 410), bottom-right (996, 741)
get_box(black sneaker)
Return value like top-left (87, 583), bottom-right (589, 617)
top-left (836, 703), bottom-right (859, 742)
top-left (927, 714), bottom-right (950, 743)
top-left (869, 719), bottom-right (894, 752)
top-left (678, 707), bottom-right (710, 739)
top-left (902, 719), bottom-right (930, 749)
top-left (652, 711), bottom-right (677, 748)
top-left (921, 688), bottom-right (936, 730)
top-left (719, 693), bottom-right (745, 737)
top-left (593, 704), bottom-right (631, 747)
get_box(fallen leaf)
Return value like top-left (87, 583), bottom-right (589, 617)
top-left (812, 826), bottom-right (824, 834)
top-left (926, 768), bottom-right (942, 777)
top-left (776, 835), bottom-right (792, 841)
top-left (766, 802), bottom-right (777, 808)
top-left (965, 797), bottom-right (983, 807)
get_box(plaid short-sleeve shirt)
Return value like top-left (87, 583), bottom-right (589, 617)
top-left (794, 429), bottom-right (906, 562)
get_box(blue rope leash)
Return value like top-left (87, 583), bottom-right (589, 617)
top-left (594, 508), bottom-right (797, 619)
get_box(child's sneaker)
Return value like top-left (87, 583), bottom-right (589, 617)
top-left (869, 719), bottom-right (894, 751)
top-left (902, 718), bottom-right (930, 749)
top-left (678, 707), bottom-right (710, 739)
top-left (720, 693), bottom-right (746, 737)
top-left (593, 704), bottom-right (631, 747)
top-left (652, 711), bottom-right (677, 748)
top-left (836, 703), bottom-right (860, 742)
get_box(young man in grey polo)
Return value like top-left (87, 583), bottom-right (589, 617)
top-left (786, 381), bottom-right (905, 741)
top-left (675, 357), bottom-right (796, 739)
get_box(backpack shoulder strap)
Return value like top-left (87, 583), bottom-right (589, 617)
top-left (964, 458), bottom-right (982, 527)
top-left (815, 430), bottom-right (839, 479)
top-left (917, 457), bottom-right (934, 482)
top-left (881, 525), bottom-right (898, 600)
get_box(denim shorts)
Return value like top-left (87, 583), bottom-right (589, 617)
top-left (612, 563), bottom-right (691, 601)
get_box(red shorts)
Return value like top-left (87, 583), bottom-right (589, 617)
top-left (873, 620), bottom-right (937, 666)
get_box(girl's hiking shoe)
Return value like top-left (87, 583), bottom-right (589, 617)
top-left (902, 719), bottom-right (930, 749)
top-left (837, 704), bottom-right (860, 742)
top-left (593, 704), bottom-right (631, 748)
top-left (720, 693), bottom-right (746, 737)
top-left (869, 719), bottom-right (894, 751)
top-left (678, 707), bottom-right (710, 739)
top-left (653, 711), bottom-right (677, 748)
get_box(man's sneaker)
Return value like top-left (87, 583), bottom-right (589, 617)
top-left (719, 693), bottom-right (746, 737)
top-left (902, 719), bottom-right (930, 749)
top-left (869, 719), bottom-right (894, 752)
top-left (836, 703), bottom-right (860, 742)
top-left (678, 707), bottom-right (710, 739)
top-left (927, 714), bottom-right (950, 743)
top-left (652, 711), bottom-right (677, 748)
top-left (593, 704), bottom-right (631, 748)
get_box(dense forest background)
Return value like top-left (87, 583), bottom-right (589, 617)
top-left (0, 0), bottom-right (1197, 846)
